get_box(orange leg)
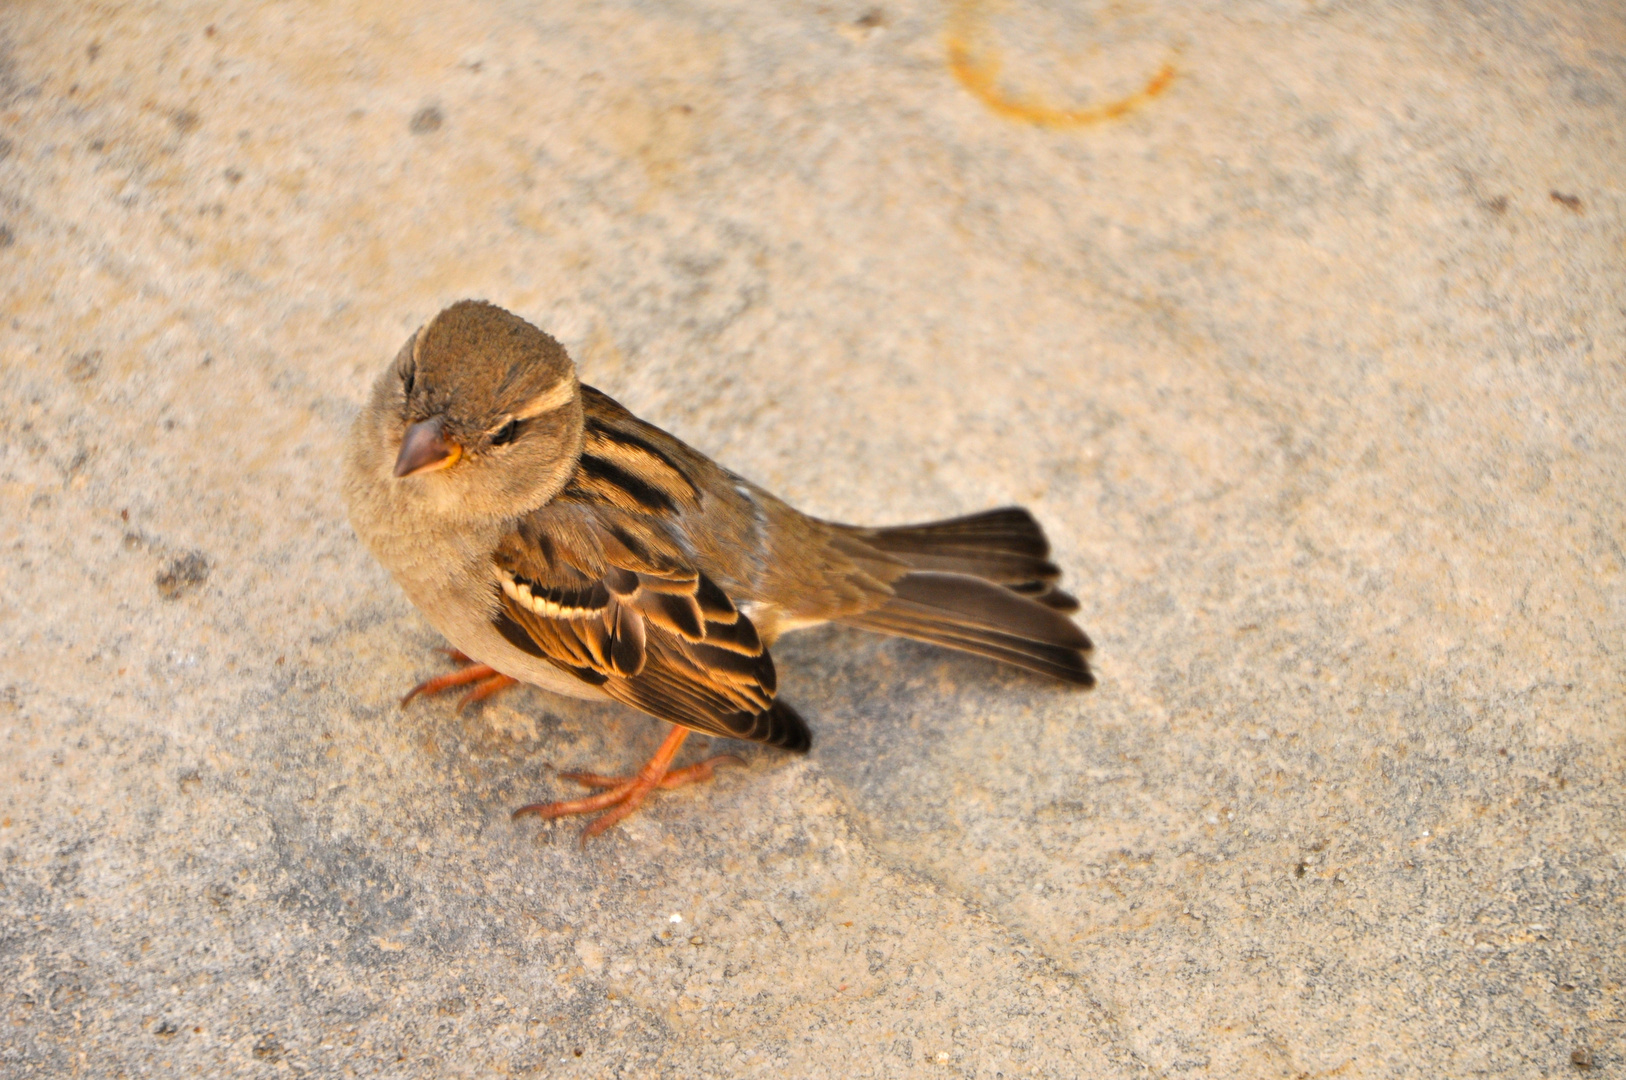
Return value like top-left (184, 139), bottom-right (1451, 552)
top-left (512, 727), bottom-right (742, 844)
top-left (400, 649), bottom-right (517, 711)
top-left (558, 754), bottom-right (744, 791)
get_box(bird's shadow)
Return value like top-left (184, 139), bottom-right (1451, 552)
top-left (770, 622), bottom-right (1085, 849)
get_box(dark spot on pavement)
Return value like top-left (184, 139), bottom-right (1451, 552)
top-left (410, 105), bottom-right (444, 134)
top-left (66, 351), bottom-right (101, 381)
top-left (156, 551), bottom-right (211, 599)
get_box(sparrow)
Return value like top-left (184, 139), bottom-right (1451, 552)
top-left (343, 300), bottom-right (1093, 841)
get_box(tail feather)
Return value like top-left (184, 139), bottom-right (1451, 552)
top-left (851, 606), bottom-right (1093, 684)
top-left (865, 507), bottom-right (1052, 557)
top-left (840, 571), bottom-right (1094, 686)
top-left (859, 507), bottom-right (1079, 613)
top-left (1007, 581), bottom-right (1080, 612)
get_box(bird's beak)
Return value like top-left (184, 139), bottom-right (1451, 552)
top-left (393, 418), bottom-right (462, 478)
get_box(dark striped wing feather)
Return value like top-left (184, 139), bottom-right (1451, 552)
top-left (489, 490), bottom-right (810, 751)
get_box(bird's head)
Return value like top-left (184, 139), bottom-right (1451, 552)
top-left (363, 300), bottom-right (585, 522)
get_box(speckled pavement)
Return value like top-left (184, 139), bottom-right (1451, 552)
top-left (2, 1), bottom-right (1622, 1076)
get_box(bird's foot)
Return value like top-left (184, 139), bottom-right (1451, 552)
top-left (557, 756), bottom-right (744, 792)
top-left (512, 727), bottom-right (741, 843)
top-left (400, 648), bottom-right (517, 711)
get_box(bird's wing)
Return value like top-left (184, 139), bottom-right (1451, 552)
top-left (488, 504), bottom-right (810, 750)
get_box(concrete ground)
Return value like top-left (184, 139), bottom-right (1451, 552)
top-left (2, 1), bottom-right (1622, 1076)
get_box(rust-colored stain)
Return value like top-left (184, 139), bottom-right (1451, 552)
top-left (946, 2), bottom-right (1175, 128)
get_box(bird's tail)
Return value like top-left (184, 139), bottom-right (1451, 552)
top-left (840, 508), bottom-right (1094, 685)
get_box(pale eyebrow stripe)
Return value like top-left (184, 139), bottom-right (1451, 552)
top-left (514, 377), bottom-right (579, 419)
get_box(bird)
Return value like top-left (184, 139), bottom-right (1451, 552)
top-left (343, 300), bottom-right (1093, 841)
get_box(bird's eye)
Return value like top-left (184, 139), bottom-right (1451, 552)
top-left (489, 418), bottom-right (520, 446)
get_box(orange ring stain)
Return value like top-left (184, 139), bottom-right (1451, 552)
top-left (946, 1), bottom-right (1176, 129)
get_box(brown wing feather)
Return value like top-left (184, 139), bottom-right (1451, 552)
top-left (491, 507), bottom-right (810, 750)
